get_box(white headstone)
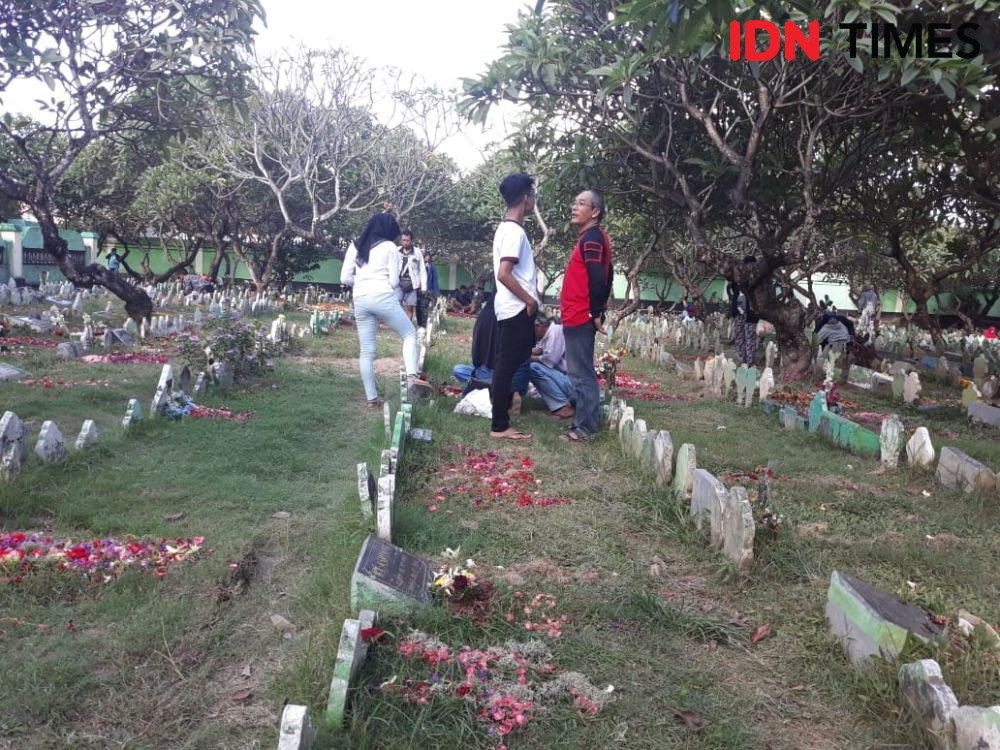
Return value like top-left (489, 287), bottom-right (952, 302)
top-left (631, 418), bottom-right (648, 461)
top-left (759, 366), bottom-right (775, 403)
top-left (903, 372), bottom-right (922, 405)
top-left (721, 486), bottom-right (755, 574)
top-left (936, 446), bottom-right (997, 494)
top-left (765, 340), bottom-right (778, 370)
top-left (193, 371), bottom-right (207, 397)
top-left (0, 411), bottom-right (28, 480)
top-left (905, 427), bottom-right (935, 468)
top-left (35, 420), bottom-right (67, 463)
top-left (376, 474), bottom-right (395, 542)
top-left (74, 419), bottom-right (99, 450)
top-left (122, 398), bottom-right (143, 430)
top-left (648, 430), bottom-right (673, 486)
top-left (879, 415), bottom-right (904, 469)
top-left (151, 364), bottom-right (174, 415)
top-left (672, 443), bottom-right (697, 502)
top-left (691, 468), bottom-right (724, 530)
top-left (357, 463), bottom-right (375, 519)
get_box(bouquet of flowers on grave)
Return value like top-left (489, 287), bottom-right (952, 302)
top-left (596, 350), bottom-right (621, 388)
top-left (160, 392), bottom-right (197, 420)
top-left (431, 552), bottom-right (479, 599)
top-left (754, 497), bottom-right (787, 541)
top-left (432, 566), bottom-right (478, 598)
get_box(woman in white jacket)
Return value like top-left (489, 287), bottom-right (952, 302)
top-left (340, 213), bottom-right (431, 407)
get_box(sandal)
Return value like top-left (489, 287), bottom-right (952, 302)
top-left (559, 429), bottom-right (593, 442)
top-left (490, 429), bottom-right (532, 441)
top-left (365, 399), bottom-right (382, 409)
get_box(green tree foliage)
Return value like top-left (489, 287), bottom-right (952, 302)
top-left (462, 0), bottom-right (998, 370)
top-left (0, 0), bottom-right (263, 320)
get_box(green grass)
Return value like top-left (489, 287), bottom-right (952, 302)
top-left (337, 317), bottom-right (998, 750)
top-left (0, 312), bottom-right (403, 749)
top-left (4, 304), bottom-right (996, 749)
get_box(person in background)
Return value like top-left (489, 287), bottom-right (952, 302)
top-left (728, 257), bottom-right (760, 365)
top-left (472, 285), bottom-right (486, 313)
top-left (340, 212), bottom-right (432, 408)
top-left (815, 301), bottom-right (855, 354)
top-left (449, 285), bottom-right (476, 314)
top-left (106, 249), bottom-right (121, 273)
top-left (490, 172), bottom-right (539, 441)
top-left (398, 230), bottom-right (427, 323)
top-left (529, 313), bottom-right (575, 420)
top-left (452, 296), bottom-right (529, 409)
top-left (856, 282), bottom-right (881, 339)
top-left (422, 248), bottom-right (440, 323)
top-left (560, 188), bottom-right (613, 442)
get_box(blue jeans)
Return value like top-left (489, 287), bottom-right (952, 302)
top-left (453, 363), bottom-right (528, 396)
top-left (354, 291), bottom-right (418, 401)
top-left (529, 362), bottom-right (574, 412)
top-left (564, 323), bottom-right (599, 436)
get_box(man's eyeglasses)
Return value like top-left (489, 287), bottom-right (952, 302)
top-left (572, 199), bottom-right (592, 208)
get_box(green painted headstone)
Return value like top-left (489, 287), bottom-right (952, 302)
top-left (326, 618), bottom-right (361, 727)
top-left (735, 364), bottom-right (747, 404)
top-left (808, 391), bottom-right (827, 433)
top-left (743, 367), bottom-right (758, 408)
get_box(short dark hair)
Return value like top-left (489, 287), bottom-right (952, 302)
top-left (534, 311), bottom-right (551, 327)
top-left (586, 189), bottom-right (605, 222)
top-left (401, 230), bottom-right (414, 240)
top-left (499, 173), bottom-right (534, 207)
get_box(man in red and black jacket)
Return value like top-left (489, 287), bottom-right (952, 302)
top-left (559, 189), bottom-right (613, 442)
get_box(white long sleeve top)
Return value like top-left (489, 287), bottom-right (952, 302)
top-left (340, 240), bottom-right (401, 299)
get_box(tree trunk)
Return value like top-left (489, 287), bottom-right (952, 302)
top-left (611, 240), bottom-right (657, 326)
top-left (37, 211), bottom-right (153, 323)
top-left (911, 298), bottom-right (943, 354)
top-left (761, 305), bottom-right (812, 377)
top-left (209, 238), bottom-right (229, 282)
top-left (750, 283), bottom-right (813, 376)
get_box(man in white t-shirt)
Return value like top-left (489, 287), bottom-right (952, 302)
top-left (490, 172), bottom-right (539, 441)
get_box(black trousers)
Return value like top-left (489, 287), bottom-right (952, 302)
top-left (490, 308), bottom-right (535, 432)
top-left (415, 291), bottom-right (429, 328)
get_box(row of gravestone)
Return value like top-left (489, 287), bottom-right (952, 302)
top-left (605, 338), bottom-right (1000, 747)
top-left (0, 410), bottom-right (100, 477)
top-left (777, 389), bottom-right (997, 494)
top-left (0, 369), bottom-right (214, 483)
top-left (824, 569), bottom-right (1000, 749)
top-left (700, 355), bottom-right (776, 408)
top-left (276, 355), bottom-right (443, 747)
top-left (637, 324), bottom-right (996, 495)
top-left (1, 313), bottom-right (302, 483)
top-left (604, 395), bottom-right (756, 574)
top-left (0, 391), bottom-right (160, 481)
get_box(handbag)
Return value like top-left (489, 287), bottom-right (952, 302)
top-left (399, 260), bottom-right (414, 293)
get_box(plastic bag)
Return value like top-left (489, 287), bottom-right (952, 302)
top-left (453, 388), bottom-right (492, 418)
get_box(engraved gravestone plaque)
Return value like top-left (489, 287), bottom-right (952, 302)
top-left (350, 534), bottom-right (433, 614)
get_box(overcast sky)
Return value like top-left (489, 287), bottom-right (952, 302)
top-left (256, 0), bottom-right (532, 169)
top-left (1, 1), bottom-right (531, 171)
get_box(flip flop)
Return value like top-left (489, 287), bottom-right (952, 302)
top-left (490, 430), bottom-right (532, 441)
top-left (559, 430), bottom-right (592, 442)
